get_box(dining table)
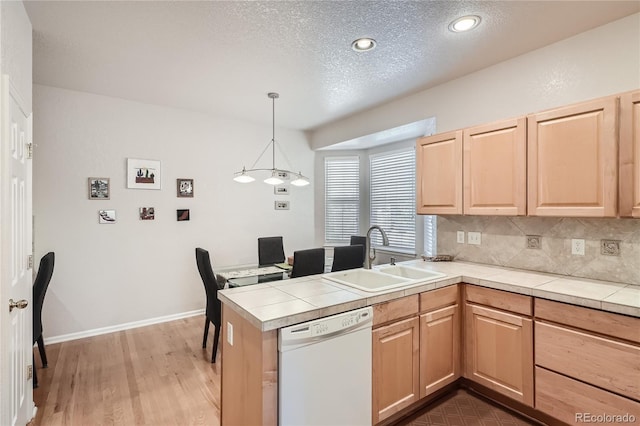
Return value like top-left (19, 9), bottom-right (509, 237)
top-left (219, 265), bottom-right (290, 288)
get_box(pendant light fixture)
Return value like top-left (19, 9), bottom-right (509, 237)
top-left (233, 92), bottom-right (310, 187)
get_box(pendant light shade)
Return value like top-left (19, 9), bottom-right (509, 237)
top-left (291, 173), bottom-right (310, 187)
top-left (233, 167), bottom-right (256, 183)
top-left (264, 170), bottom-right (284, 185)
top-left (233, 93), bottom-right (310, 187)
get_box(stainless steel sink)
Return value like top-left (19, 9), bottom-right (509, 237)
top-left (323, 269), bottom-right (413, 292)
top-left (377, 265), bottom-right (446, 281)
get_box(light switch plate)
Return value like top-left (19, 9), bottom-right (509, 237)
top-left (457, 231), bottom-right (465, 244)
top-left (468, 232), bottom-right (481, 245)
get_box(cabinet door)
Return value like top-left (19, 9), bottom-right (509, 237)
top-left (527, 96), bottom-right (618, 217)
top-left (372, 316), bottom-right (420, 424)
top-left (464, 303), bottom-right (533, 406)
top-left (416, 131), bottom-right (463, 214)
top-left (463, 117), bottom-right (527, 215)
top-left (620, 90), bottom-right (640, 218)
top-left (419, 304), bottom-right (460, 398)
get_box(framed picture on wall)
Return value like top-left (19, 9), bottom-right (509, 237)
top-left (177, 178), bottom-right (194, 197)
top-left (127, 158), bottom-right (161, 190)
top-left (177, 209), bottom-right (190, 221)
top-left (88, 177), bottom-right (110, 199)
top-left (139, 207), bottom-right (155, 220)
top-left (98, 209), bottom-right (116, 224)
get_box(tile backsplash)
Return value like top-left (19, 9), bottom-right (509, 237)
top-left (437, 216), bottom-right (640, 285)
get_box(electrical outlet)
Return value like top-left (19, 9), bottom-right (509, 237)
top-left (227, 322), bottom-right (234, 346)
top-left (571, 239), bottom-right (585, 256)
top-left (457, 231), bottom-right (465, 244)
top-left (468, 232), bottom-right (481, 245)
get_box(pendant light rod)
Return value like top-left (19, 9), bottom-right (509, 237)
top-left (269, 92), bottom-right (278, 170)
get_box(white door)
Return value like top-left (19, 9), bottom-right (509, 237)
top-left (0, 75), bottom-right (34, 426)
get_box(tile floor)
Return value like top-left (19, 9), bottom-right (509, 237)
top-left (400, 389), bottom-right (538, 426)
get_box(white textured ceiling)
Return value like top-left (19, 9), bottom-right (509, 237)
top-left (25, 1), bottom-right (640, 131)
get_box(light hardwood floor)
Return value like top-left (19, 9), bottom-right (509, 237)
top-left (30, 315), bottom-right (221, 426)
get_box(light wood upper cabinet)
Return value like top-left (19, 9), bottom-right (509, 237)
top-left (416, 131), bottom-right (463, 214)
top-left (463, 117), bottom-right (527, 215)
top-left (620, 90), bottom-right (640, 218)
top-left (372, 316), bottom-right (420, 424)
top-left (527, 96), bottom-right (619, 217)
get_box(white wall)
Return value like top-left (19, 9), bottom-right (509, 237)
top-left (0, 0), bottom-right (32, 112)
top-left (33, 85), bottom-right (315, 339)
top-left (311, 13), bottom-right (640, 149)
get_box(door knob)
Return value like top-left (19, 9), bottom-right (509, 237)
top-left (8, 299), bottom-right (28, 313)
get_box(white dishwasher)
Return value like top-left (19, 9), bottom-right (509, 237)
top-left (278, 306), bottom-right (373, 426)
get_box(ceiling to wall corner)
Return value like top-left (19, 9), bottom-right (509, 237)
top-left (25, 1), bottom-right (639, 131)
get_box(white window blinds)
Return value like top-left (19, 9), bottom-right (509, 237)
top-left (325, 157), bottom-right (360, 244)
top-left (369, 149), bottom-right (416, 252)
top-left (423, 215), bottom-right (437, 256)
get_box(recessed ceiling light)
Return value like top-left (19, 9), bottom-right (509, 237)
top-left (351, 37), bottom-right (377, 52)
top-left (448, 15), bottom-right (481, 33)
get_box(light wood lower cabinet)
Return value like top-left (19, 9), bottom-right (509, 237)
top-left (536, 367), bottom-right (640, 425)
top-left (372, 316), bottom-right (420, 424)
top-left (534, 298), bottom-right (640, 422)
top-left (419, 303), bottom-right (460, 397)
top-left (464, 303), bottom-right (534, 406)
top-left (536, 321), bottom-right (640, 400)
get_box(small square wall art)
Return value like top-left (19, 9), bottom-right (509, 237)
top-left (98, 210), bottom-right (116, 224)
top-left (139, 207), bottom-right (155, 220)
top-left (177, 178), bottom-right (194, 197)
top-left (177, 209), bottom-right (190, 221)
top-left (88, 177), bottom-right (110, 199)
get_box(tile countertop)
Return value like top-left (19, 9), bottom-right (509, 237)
top-left (217, 260), bottom-right (640, 331)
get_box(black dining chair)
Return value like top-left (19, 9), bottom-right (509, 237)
top-left (350, 235), bottom-right (367, 262)
top-left (290, 248), bottom-right (326, 278)
top-left (33, 251), bottom-right (55, 388)
top-left (258, 236), bottom-right (286, 267)
top-left (331, 245), bottom-right (365, 272)
top-left (195, 248), bottom-right (222, 363)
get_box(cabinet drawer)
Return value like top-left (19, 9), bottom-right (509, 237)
top-left (536, 322), bottom-right (640, 400)
top-left (536, 367), bottom-right (640, 425)
top-left (465, 285), bottom-right (532, 316)
top-left (420, 284), bottom-right (459, 313)
top-left (373, 295), bottom-right (419, 327)
top-left (535, 298), bottom-right (640, 344)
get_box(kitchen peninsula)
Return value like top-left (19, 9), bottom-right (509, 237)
top-left (218, 260), bottom-right (640, 425)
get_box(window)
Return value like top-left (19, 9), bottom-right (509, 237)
top-left (423, 215), bottom-right (437, 256)
top-left (369, 149), bottom-right (416, 252)
top-left (325, 157), bottom-right (359, 244)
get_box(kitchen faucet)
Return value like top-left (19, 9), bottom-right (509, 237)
top-left (364, 225), bottom-right (390, 269)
